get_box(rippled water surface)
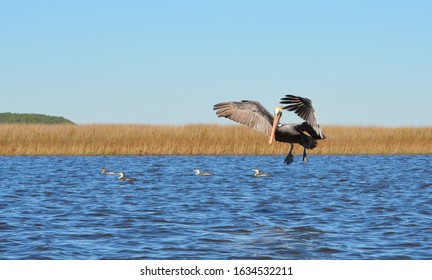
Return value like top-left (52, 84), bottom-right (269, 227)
top-left (1, 155), bottom-right (431, 259)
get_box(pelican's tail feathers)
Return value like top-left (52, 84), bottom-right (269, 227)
top-left (304, 137), bottom-right (318, 150)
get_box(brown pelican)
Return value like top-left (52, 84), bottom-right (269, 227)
top-left (213, 94), bottom-right (326, 164)
top-left (252, 169), bottom-right (270, 177)
top-left (117, 172), bottom-right (136, 181)
top-left (193, 169), bottom-right (213, 176)
top-left (101, 168), bottom-right (117, 174)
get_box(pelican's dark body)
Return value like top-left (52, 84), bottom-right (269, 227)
top-left (275, 124), bottom-right (318, 149)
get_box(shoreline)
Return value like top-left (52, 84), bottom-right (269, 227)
top-left (0, 124), bottom-right (431, 156)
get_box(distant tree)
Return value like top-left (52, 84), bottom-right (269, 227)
top-left (0, 113), bottom-right (75, 124)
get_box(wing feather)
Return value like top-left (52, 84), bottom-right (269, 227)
top-left (213, 100), bottom-right (274, 136)
top-left (280, 95), bottom-right (325, 139)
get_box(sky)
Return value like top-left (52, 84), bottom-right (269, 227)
top-left (1, 0), bottom-right (431, 126)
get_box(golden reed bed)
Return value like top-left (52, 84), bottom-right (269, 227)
top-left (0, 124), bottom-right (431, 156)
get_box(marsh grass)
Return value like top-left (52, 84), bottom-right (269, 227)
top-left (0, 124), bottom-right (431, 155)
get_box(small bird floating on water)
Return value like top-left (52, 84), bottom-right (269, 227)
top-left (117, 172), bottom-right (136, 181)
top-left (193, 169), bottom-right (213, 176)
top-left (101, 168), bottom-right (117, 174)
top-left (214, 94), bottom-right (326, 165)
top-left (252, 169), bottom-right (271, 177)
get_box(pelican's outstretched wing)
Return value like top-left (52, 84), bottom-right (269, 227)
top-left (280, 95), bottom-right (325, 139)
top-left (213, 100), bottom-right (274, 136)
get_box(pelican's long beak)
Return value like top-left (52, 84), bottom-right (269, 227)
top-left (269, 107), bottom-right (282, 144)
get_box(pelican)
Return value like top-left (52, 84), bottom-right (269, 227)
top-left (101, 167), bottom-right (117, 174)
top-left (117, 172), bottom-right (136, 181)
top-left (193, 169), bottom-right (213, 176)
top-left (213, 94), bottom-right (326, 164)
top-left (252, 169), bottom-right (270, 177)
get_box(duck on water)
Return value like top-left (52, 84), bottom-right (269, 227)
top-left (193, 169), bottom-right (213, 176)
top-left (117, 172), bottom-right (136, 181)
top-left (252, 169), bottom-right (271, 177)
top-left (101, 168), bottom-right (117, 174)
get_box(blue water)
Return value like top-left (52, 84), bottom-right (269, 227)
top-left (0, 155), bottom-right (431, 259)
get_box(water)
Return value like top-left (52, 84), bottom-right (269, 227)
top-left (0, 155), bottom-right (431, 260)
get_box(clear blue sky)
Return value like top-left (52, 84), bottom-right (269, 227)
top-left (1, 0), bottom-right (431, 126)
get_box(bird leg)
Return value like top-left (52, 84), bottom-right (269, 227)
top-left (303, 147), bottom-right (309, 163)
top-left (284, 143), bottom-right (295, 165)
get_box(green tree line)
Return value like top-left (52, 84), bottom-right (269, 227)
top-left (0, 113), bottom-right (75, 124)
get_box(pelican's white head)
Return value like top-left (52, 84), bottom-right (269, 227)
top-left (269, 106), bottom-right (283, 144)
top-left (274, 106), bottom-right (283, 116)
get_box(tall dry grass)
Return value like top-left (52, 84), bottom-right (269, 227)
top-left (0, 124), bottom-right (431, 155)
